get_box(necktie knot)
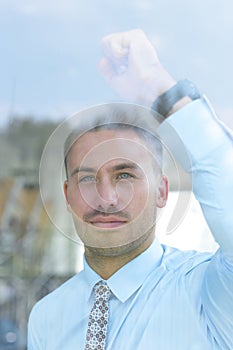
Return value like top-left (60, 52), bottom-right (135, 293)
top-left (94, 281), bottom-right (111, 302)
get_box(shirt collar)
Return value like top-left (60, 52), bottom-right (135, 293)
top-left (83, 238), bottom-right (163, 303)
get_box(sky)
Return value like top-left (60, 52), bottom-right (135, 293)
top-left (0, 0), bottom-right (233, 129)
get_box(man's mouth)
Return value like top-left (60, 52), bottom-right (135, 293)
top-left (89, 216), bottom-right (128, 228)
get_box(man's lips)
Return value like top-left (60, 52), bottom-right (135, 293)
top-left (88, 216), bottom-right (128, 228)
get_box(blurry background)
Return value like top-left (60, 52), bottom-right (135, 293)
top-left (0, 0), bottom-right (232, 348)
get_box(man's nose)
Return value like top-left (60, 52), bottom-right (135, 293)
top-left (95, 178), bottom-right (119, 210)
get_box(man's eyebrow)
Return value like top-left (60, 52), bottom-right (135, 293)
top-left (70, 167), bottom-right (96, 177)
top-left (112, 162), bottom-right (140, 172)
top-left (70, 162), bottom-right (141, 177)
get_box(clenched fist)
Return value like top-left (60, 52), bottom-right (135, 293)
top-left (99, 29), bottom-right (176, 106)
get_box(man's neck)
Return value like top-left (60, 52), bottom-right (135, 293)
top-left (85, 233), bottom-right (155, 280)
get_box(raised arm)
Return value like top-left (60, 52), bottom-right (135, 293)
top-left (100, 28), bottom-right (233, 254)
top-left (100, 29), bottom-right (233, 347)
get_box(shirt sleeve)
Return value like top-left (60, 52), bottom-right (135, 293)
top-left (157, 96), bottom-right (233, 254)
top-left (157, 96), bottom-right (233, 348)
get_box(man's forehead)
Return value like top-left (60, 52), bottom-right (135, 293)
top-left (67, 128), bottom-right (155, 170)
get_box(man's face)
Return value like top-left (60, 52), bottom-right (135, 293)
top-left (64, 128), bottom-right (168, 251)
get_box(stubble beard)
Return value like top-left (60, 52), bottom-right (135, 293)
top-left (84, 222), bottom-right (156, 259)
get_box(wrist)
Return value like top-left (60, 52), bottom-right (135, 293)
top-left (136, 63), bottom-right (176, 107)
top-left (146, 66), bottom-right (176, 106)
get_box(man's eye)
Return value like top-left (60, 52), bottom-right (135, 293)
top-left (79, 175), bottom-right (96, 183)
top-left (118, 172), bottom-right (133, 180)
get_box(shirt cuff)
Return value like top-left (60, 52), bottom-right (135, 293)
top-left (157, 96), bottom-right (232, 171)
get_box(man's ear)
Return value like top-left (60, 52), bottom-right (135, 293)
top-left (64, 180), bottom-right (72, 213)
top-left (156, 175), bottom-right (168, 208)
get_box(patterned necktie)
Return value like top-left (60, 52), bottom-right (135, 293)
top-left (85, 281), bottom-right (112, 350)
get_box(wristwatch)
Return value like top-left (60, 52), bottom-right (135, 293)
top-left (151, 79), bottom-right (201, 117)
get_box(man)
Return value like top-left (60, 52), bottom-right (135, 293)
top-left (28, 30), bottom-right (233, 349)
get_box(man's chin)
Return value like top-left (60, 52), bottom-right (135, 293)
top-left (75, 221), bottom-right (134, 249)
top-left (74, 216), bottom-right (156, 249)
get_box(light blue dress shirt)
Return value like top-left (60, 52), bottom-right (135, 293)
top-left (28, 98), bottom-right (233, 350)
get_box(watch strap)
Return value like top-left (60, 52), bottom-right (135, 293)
top-left (151, 79), bottom-right (201, 117)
